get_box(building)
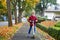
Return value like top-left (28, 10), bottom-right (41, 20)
top-left (44, 9), bottom-right (60, 20)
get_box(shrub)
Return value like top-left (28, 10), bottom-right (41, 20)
top-left (37, 16), bottom-right (47, 23)
top-left (36, 23), bottom-right (60, 40)
top-left (48, 27), bottom-right (60, 40)
top-left (54, 22), bottom-right (60, 27)
top-left (36, 23), bottom-right (48, 32)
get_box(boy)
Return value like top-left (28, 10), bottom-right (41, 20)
top-left (28, 11), bottom-right (38, 38)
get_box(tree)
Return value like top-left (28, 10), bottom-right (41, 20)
top-left (0, 0), bottom-right (7, 14)
top-left (0, 0), bottom-right (7, 21)
top-left (17, 0), bottom-right (40, 23)
top-left (6, 0), bottom-right (12, 26)
top-left (11, 0), bottom-right (18, 24)
top-left (35, 0), bottom-right (57, 16)
top-left (1, 0), bottom-right (6, 8)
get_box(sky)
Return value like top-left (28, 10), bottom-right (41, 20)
top-left (57, 0), bottom-right (60, 4)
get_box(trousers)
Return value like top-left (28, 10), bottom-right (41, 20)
top-left (28, 25), bottom-right (36, 35)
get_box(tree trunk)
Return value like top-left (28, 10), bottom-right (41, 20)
top-left (14, 5), bottom-right (17, 24)
top-left (14, 1), bottom-right (18, 24)
top-left (17, 0), bottom-right (23, 23)
top-left (18, 9), bottom-right (22, 23)
top-left (41, 10), bottom-right (44, 16)
top-left (0, 12), bottom-right (1, 18)
top-left (40, 5), bottom-right (45, 17)
top-left (6, 0), bottom-right (12, 26)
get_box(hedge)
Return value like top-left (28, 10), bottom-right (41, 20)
top-left (36, 23), bottom-right (48, 32)
top-left (36, 23), bottom-right (60, 40)
top-left (54, 22), bottom-right (60, 27)
top-left (37, 16), bottom-right (47, 23)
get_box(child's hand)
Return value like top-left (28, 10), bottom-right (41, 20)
top-left (30, 20), bottom-right (34, 22)
top-left (36, 20), bottom-right (38, 22)
top-left (30, 20), bottom-right (32, 22)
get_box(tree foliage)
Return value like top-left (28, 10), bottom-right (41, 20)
top-left (1, 0), bottom-right (6, 8)
top-left (35, 0), bottom-right (57, 11)
top-left (16, 0), bottom-right (40, 13)
top-left (25, 0), bottom-right (40, 12)
top-left (0, 0), bottom-right (7, 14)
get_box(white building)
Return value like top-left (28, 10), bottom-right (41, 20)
top-left (44, 10), bottom-right (60, 20)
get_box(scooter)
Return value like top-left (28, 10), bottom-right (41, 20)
top-left (31, 21), bottom-right (35, 39)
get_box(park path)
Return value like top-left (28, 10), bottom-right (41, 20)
top-left (11, 23), bottom-right (47, 40)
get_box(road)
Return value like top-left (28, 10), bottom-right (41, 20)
top-left (0, 20), bottom-right (15, 26)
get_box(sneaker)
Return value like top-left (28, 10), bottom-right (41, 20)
top-left (31, 35), bottom-right (35, 39)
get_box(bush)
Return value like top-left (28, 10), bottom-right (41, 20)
top-left (48, 28), bottom-right (60, 40)
top-left (36, 23), bottom-right (60, 40)
top-left (36, 23), bottom-right (48, 32)
top-left (54, 22), bottom-right (60, 27)
top-left (37, 16), bottom-right (47, 23)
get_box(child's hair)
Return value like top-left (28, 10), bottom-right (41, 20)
top-left (32, 10), bottom-right (35, 13)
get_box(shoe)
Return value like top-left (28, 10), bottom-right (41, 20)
top-left (31, 35), bottom-right (35, 39)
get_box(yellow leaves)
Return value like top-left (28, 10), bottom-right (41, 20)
top-left (31, 0), bottom-right (40, 8)
top-left (0, 0), bottom-right (7, 12)
top-left (0, 9), bottom-right (7, 13)
top-left (26, 0), bottom-right (40, 3)
top-left (25, 0), bottom-right (40, 8)
top-left (0, 23), bottom-right (23, 39)
top-left (1, 0), bottom-right (12, 7)
top-left (1, 0), bottom-right (6, 7)
top-left (41, 21), bottom-right (56, 28)
top-left (26, 0), bottom-right (30, 3)
top-left (35, 0), bottom-right (40, 3)
top-left (0, 27), bottom-right (13, 38)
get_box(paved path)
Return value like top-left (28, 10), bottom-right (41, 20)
top-left (11, 23), bottom-right (47, 40)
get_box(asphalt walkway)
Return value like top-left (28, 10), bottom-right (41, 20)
top-left (11, 23), bottom-right (46, 40)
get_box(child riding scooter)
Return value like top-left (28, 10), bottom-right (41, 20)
top-left (28, 11), bottom-right (38, 39)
